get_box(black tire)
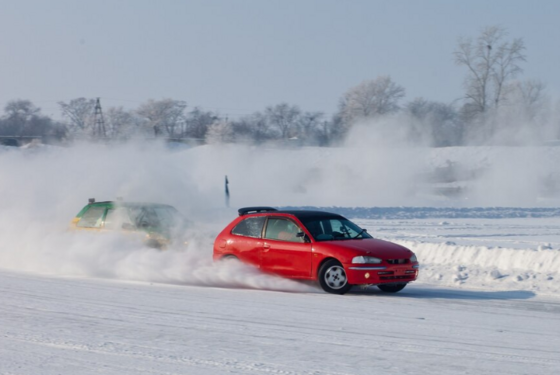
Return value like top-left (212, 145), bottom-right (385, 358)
top-left (377, 283), bottom-right (407, 293)
top-left (221, 255), bottom-right (239, 262)
top-left (318, 259), bottom-right (352, 295)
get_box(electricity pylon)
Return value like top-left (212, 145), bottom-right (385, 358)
top-left (93, 97), bottom-right (107, 139)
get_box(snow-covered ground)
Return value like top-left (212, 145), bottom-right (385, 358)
top-left (1, 269), bottom-right (559, 375)
top-left (1, 143), bottom-right (560, 374)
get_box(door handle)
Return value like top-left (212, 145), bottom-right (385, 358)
top-left (263, 243), bottom-right (270, 252)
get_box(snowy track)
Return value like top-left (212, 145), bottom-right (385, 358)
top-left (1, 270), bottom-right (559, 375)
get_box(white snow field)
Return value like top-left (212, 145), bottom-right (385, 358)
top-left (1, 143), bottom-right (560, 374)
top-left (1, 268), bottom-right (560, 375)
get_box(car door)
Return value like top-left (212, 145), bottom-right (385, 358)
top-left (228, 216), bottom-right (266, 268)
top-left (261, 217), bottom-right (312, 278)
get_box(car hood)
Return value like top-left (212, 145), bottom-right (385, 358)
top-left (323, 238), bottom-right (412, 259)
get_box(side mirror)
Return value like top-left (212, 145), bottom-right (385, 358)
top-left (296, 232), bottom-right (311, 243)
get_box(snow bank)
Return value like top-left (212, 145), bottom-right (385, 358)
top-left (392, 240), bottom-right (560, 295)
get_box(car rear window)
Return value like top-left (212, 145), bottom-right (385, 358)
top-left (232, 216), bottom-right (265, 238)
top-left (77, 206), bottom-right (107, 228)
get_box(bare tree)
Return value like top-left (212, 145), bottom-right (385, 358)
top-left (1, 100), bottom-right (65, 141)
top-left (514, 79), bottom-right (546, 120)
top-left (500, 79), bottom-right (547, 123)
top-left (405, 98), bottom-right (462, 146)
top-left (230, 112), bottom-right (271, 143)
top-left (455, 26), bottom-right (526, 115)
top-left (137, 99), bottom-right (187, 137)
top-left (184, 107), bottom-right (218, 139)
top-left (297, 111), bottom-right (324, 144)
top-left (339, 76), bottom-right (405, 125)
top-left (265, 103), bottom-right (301, 139)
top-left (58, 98), bottom-right (96, 134)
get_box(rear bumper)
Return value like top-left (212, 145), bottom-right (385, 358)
top-left (344, 263), bottom-right (419, 285)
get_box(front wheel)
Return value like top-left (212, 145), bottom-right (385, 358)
top-left (318, 259), bottom-right (352, 295)
top-left (377, 283), bottom-right (407, 293)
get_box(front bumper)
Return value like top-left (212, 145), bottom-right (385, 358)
top-left (345, 263), bottom-right (419, 285)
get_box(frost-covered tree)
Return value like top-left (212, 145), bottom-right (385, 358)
top-left (205, 119), bottom-right (234, 144)
top-left (339, 76), bottom-right (405, 125)
top-left (105, 106), bottom-right (139, 138)
top-left (137, 99), bottom-right (187, 137)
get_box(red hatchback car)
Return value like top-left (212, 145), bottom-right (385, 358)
top-left (213, 207), bottom-right (419, 294)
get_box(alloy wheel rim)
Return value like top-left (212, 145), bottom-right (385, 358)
top-left (324, 265), bottom-right (347, 290)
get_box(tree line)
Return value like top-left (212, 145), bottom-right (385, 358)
top-left (1, 26), bottom-right (556, 147)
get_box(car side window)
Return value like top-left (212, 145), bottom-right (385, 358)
top-left (232, 216), bottom-right (265, 238)
top-left (264, 218), bottom-right (304, 243)
top-left (104, 207), bottom-right (133, 230)
top-left (77, 206), bottom-right (107, 228)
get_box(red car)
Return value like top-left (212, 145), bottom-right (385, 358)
top-left (213, 207), bottom-right (419, 294)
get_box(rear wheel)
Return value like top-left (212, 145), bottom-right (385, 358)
top-left (377, 283), bottom-right (407, 293)
top-left (318, 259), bottom-right (352, 295)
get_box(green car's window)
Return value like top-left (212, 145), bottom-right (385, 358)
top-left (130, 207), bottom-right (160, 229)
top-left (77, 206), bottom-right (106, 228)
top-left (104, 207), bottom-right (133, 230)
top-left (153, 206), bottom-right (180, 228)
top-left (232, 216), bottom-right (265, 238)
top-left (264, 218), bottom-right (304, 243)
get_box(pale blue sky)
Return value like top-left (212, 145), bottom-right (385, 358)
top-left (1, 0), bottom-right (558, 119)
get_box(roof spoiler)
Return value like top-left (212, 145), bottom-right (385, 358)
top-left (88, 198), bottom-right (95, 204)
top-left (238, 206), bottom-right (278, 216)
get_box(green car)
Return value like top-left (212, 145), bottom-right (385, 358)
top-left (71, 199), bottom-right (187, 249)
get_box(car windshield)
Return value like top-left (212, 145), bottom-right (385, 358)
top-left (300, 216), bottom-right (372, 241)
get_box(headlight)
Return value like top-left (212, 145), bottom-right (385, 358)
top-left (410, 254), bottom-right (418, 262)
top-left (352, 256), bottom-right (382, 264)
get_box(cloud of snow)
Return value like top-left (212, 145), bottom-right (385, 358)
top-left (0, 143), bottom-right (316, 292)
top-left (343, 114), bottom-right (560, 206)
top-left (1, 139), bottom-right (560, 291)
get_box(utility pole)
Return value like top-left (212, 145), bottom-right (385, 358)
top-left (93, 97), bottom-right (107, 139)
